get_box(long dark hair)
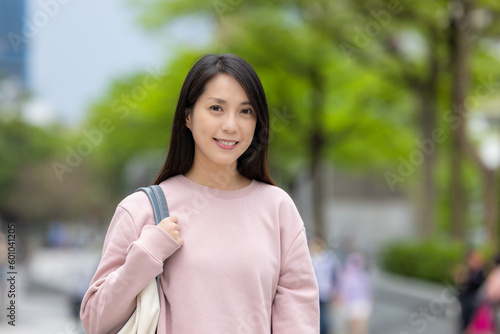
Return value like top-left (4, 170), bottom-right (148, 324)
top-left (153, 54), bottom-right (275, 186)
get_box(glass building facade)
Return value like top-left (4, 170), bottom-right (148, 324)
top-left (0, 0), bottom-right (27, 87)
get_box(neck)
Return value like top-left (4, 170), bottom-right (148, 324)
top-left (184, 160), bottom-right (250, 191)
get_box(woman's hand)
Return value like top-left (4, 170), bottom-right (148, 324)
top-left (158, 216), bottom-right (184, 246)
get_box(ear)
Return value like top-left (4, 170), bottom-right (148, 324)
top-left (185, 109), bottom-right (192, 129)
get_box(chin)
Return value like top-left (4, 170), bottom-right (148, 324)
top-left (210, 155), bottom-right (241, 168)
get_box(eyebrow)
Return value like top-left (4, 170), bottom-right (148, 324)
top-left (207, 97), bottom-right (252, 106)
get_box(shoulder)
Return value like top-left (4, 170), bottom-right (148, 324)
top-left (252, 182), bottom-right (300, 213)
top-left (117, 190), bottom-right (150, 215)
top-left (113, 188), bottom-right (156, 233)
top-left (253, 182), bottom-right (295, 204)
top-left (253, 182), bottom-right (303, 226)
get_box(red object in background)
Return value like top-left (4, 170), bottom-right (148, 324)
top-left (467, 302), bottom-right (496, 334)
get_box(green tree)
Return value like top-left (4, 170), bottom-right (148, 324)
top-left (85, 0), bottom-right (500, 242)
top-left (447, 0), bottom-right (500, 244)
top-left (188, 0), bottom-right (500, 242)
top-left (0, 116), bottom-right (85, 230)
top-left (84, 1), bottom-right (416, 236)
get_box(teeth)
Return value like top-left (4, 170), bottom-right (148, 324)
top-left (217, 139), bottom-right (237, 146)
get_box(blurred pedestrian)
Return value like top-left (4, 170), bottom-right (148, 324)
top-left (337, 252), bottom-right (373, 334)
top-left (464, 252), bottom-right (500, 334)
top-left (456, 250), bottom-right (485, 333)
top-left (310, 236), bottom-right (341, 334)
top-left (80, 54), bottom-right (319, 334)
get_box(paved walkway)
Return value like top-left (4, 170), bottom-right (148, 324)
top-left (0, 265), bottom-right (85, 334)
top-left (369, 270), bottom-right (460, 334)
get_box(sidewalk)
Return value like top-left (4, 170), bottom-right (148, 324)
top-left (0, 264), bottom-right (85, 334)
top-left (369, 270), bottom-right (461, 334)
top-left (0, 248), bottom-right (98, 333)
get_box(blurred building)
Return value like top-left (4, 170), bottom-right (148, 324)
top-left (0, 0), bottom-right (27, 117)
top-left (295, 166), bottom-right (415, 257)
top-left (0, 0), bottom-right (27, 86)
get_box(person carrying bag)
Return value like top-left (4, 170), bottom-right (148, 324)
top-left (117, 185), bottom-right (168, 334)
top-left (80, 53), bottom-right (319, 334)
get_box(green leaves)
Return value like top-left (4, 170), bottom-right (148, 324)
top-left (84, 0), bottom-right (421, 193)
top-left (76, 0), bottom-right (500, 239)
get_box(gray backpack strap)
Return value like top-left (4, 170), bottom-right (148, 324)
top-left (136, 185), bottom-right (169, 225)
top-left (135, 186), bottom-right (168, 292)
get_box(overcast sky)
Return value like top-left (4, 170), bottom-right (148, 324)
top-left (26, 0), bottom-right (211, 126)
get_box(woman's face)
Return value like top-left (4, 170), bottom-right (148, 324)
top-left (186, 73), bottom-right (257, 171)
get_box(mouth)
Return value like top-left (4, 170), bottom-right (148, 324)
top-left (214, 138), bottom-right (239, 149)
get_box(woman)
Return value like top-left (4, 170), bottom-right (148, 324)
top-left (80, 54), bottom-right (320, 333)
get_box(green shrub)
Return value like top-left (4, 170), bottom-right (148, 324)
top-left (378, 239), bottom-right (465, 284)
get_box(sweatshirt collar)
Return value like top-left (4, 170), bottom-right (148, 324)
top-left (170, 174), bottom-right (260, 199)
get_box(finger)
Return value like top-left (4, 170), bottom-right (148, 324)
top-left (159, 216), bottom-right (178, 224)
top-left (177, 237), bottom-right (184, 246)
top-left (162, 222), bottom-right (181, 231)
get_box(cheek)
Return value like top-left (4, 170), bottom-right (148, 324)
top-left (191, 114), bottom-right (213, 138)
top-left (193, 127), bottom-right (211, 146)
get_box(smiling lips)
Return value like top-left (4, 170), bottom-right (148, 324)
top-left (214, 138), bottom-right (239, 150)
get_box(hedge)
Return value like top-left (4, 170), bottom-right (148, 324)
top-left (378, 239), bottom-right (466, 284)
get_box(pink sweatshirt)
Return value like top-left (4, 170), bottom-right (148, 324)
top-left (80, 175), bottom-right (319, 333)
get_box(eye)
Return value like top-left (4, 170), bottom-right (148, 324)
top-left (210, 105), bottom-right (223, 112)
top-left (240, 108), bottom-right (253, 115)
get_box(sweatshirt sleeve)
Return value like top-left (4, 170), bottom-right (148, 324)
top-left (80, 197), bottom-right (181, 334)
top-left (272, 197), bottom-right (320, 333)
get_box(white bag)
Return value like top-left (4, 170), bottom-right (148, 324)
top-left (117, 279), bottom-right (160, 334)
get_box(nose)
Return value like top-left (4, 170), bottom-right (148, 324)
top-left (221, 112), bottom-right (238, 133)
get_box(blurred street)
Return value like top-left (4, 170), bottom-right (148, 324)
top-left (0, 248), bottom-right (462, 334)
top-left (368, 271), bottom-right (460, 334)
top-left (0, 265), bottom-right (84, 334)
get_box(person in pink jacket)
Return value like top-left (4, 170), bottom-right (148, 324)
top-left (80, 53), bottom-right (320, 334)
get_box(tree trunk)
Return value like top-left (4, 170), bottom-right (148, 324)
top-left (484, 169), bottom-right (498, 244)
top-left (448, 0), bottom-right (472, 240)
top-left (464, 139), bottom-right (499, 245)
top-left (310, 133), bottom-right (325, 238)
top-left (417, 64), bottom-right (438, 236)
top-left (449, 133), bottom-right (466, 240)
top-left (449, 0), bottom-right (498, 245)
top-left (418, 92), bottom-right (436, 236)
top-left (309, 69), bottom-right (326, 238)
